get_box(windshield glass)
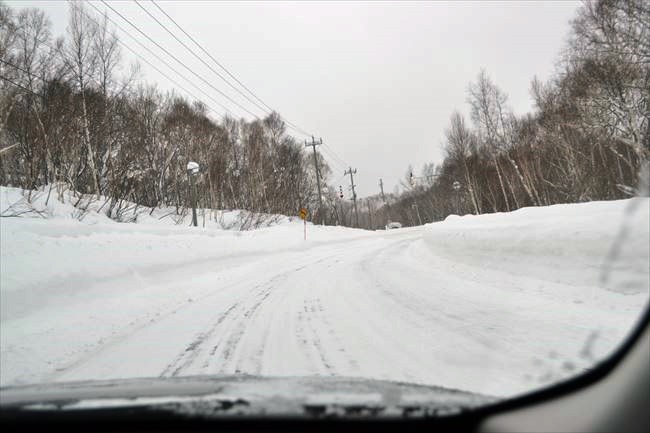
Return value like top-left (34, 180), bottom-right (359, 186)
top-left (0, 0), bottom-right (648, 416)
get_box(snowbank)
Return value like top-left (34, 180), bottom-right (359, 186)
top-left (1, 186), bottom-right (648, 396)
top-left (0, 186), bottom-right (370, 324)
top-left (423, 199), bottom-right (649, 297)
top-left (0, 185), bottom-right (296, 230)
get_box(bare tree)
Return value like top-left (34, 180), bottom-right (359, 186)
top-left (64, 1), bottom-right (100, 196)
top-left (468, 69), bottom-right (512, 211)
top-left (445, 111), bottom-right (481, 214)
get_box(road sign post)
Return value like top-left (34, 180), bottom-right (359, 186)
top-left (299, 208), bottom-right (308, 240)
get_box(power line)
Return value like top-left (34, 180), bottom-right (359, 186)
top-left (133, 0), bottom-right (267, 117)
top-left (299, 139), bottom-right (351, 188)
top-left (319, 144), bottom-right (353, 181)
top-left (102, 1), bottom-right (355, 175)
top-left (4, 40), bottom-right (345, 181)
top-left (148, 0), bottom-right (316, 138)
top-left (0, 72), bottom-right (43, 156)
top-left (6, 5), bottom-right (356, 198)
top-left (2, 48), bottom-right (121, 105)
top-left (82, 1), bottom-right (233, 119)
top-left (3, 43), bottom-right (231, 137)
top-left (69, 2), bottom-right (353, 184)
top-left (150, 0), bottom-right (272, 113)
top-left (7, 29), bottom-right (111, 92)
top-left (4, 58), bottom-right (353, 211)
top-left (1, 58), bottom-right (37, 78)
top-left (311, 138), bottom-right (348, 169)
top-left (0, 58), bottom-right (65, 87)
top-left (318, 145), bottom-right (345, 169)
top-left (99, 0), bottom-right (261, 120)
top-left (331, 172), bottom-right (348, 192)
top-left (309, 146), bottom-right (349, 186)
top-left (321, 143), bottom-right (349, 168)
top-left (0, 58), bottom-right (64, 98)
top-left (0, 74), bottom-right (43, 99)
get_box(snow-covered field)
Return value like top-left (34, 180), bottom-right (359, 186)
top-left (1, 186), bottom-right (648, 398)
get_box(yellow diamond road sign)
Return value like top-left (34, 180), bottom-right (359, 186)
top-left (299, 208), bottom-right (307, 220)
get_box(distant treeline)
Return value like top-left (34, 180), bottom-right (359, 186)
top-left (0, 1), bottom-right (648, 229)
top-left (378, 0), bottom-right (648, 228)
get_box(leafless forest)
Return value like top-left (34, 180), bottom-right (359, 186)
top-left (1, 0), bottom-right (648, 228)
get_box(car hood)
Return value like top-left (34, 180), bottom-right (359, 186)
top-left (0, 375), bottom-right (497, 418)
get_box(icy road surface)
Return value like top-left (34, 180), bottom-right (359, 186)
top-left (1, 195), bottom-right (648, 398)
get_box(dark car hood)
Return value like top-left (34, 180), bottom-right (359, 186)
top-left (0, 375), bottom-right (497, 418)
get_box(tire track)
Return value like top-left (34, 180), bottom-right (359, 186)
top-left (301, 298), bottom-right (334, 374)
top-left (221, 256), bottom-right (337, 375)
top-left (59, 254), bottom-right (321, 381)
top-left (159, 302), bottom-right (240, 377)
top-left (51, 259), bottom-right (278, 382)
top-left (30, 233), bottom-right (415, 386)
top-left (361, 239), bottom-right (502, 350)
top-left (298, 298), bottom-right (360, 375)
top-left (217, 273), bottom-right (287, 374)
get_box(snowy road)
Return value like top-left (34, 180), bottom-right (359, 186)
top-left (1, 196), bottom-right (648, 398)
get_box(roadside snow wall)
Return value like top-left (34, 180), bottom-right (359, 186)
top-left (422, 199), bottom-right (649, 296)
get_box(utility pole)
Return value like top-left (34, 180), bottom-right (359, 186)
top-left (379, 178), bottom-right (391, 224)
top-left (344, 167), bottom-right (359, 228)
top-left (338, 185), bottom-right (344, 226)
top-left (305, 136), bottom-right (324, 225)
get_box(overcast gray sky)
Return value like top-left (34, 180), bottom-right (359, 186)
top-left (7, 0), bottom-right (580, 197)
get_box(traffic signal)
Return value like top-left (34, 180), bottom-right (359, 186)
top-left (339, 185), bottom-right (344, 199)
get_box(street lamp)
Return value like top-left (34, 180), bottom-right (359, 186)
top-left (452, 180), bottom-right (462, 215)
top-left (186, 161), bottom-right (200, 227)
top-left (187, 161), bottom-right (199, 175)
top-left (411, 202), bottom-right (423, 226)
